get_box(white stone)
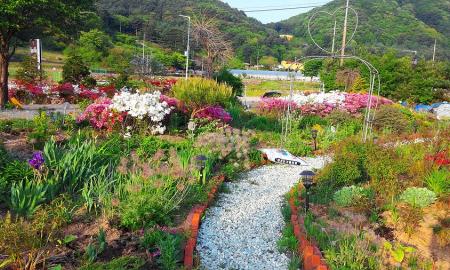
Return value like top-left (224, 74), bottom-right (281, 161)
top-left (197, 157), bottom-right (328, 269)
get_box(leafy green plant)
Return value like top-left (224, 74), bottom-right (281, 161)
top-left (324, 235), bottom-right (380, 270)
top-left (373, 105), bottom-right (414, 134)
top-left (119, 176), bottom-right (189, 229)
top-left (288, 255), bottom-right (302, 270)
top-left (425, 168), bottom-right (449, 197)
top-left (79, 256), bottom-right (145, 270)
top-left (333, 186), bottom-right (374, 208)
top-left (85, 229), bottom-right (107, 264)
top-left (141, 230), bottom-right (183, 269)
top-left (157, 233), bottom-right (183, 270)
top-left (213, 68), bottom-right (244, 96)
top-left (277, 224), bottom-right (298, 252)
top-left (0, 159), bottom-right (35, 204)
top-left (298, 115), bottom-right (328, 129)
top-left (399, 187), bottom-right (436, 208)
top-left (383, 241), bottom-right (415, 265)
top-left (10, 180), bottom-right (47, 218)
top-left (136, 136), bottom-right (173, 159)
top-left (28, 112), bottom-right (55, 148)
top-left (43, 136), bottom-right (116, 196)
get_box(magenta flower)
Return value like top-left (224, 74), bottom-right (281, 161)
top-left (194, 106), bottom-right (232, 123)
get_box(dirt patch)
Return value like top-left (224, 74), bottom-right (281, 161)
top-left (311, 202), bottom-right (450, 269)
top-left (1, 132), bottom-right (34, 160)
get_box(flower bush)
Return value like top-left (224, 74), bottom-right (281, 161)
top-left (77, 97), bottom-right (124, 130)
top-left (111, 91), bottom-right (172, 135)
top-left (8, 80), bottom-right (118, 103)
top-left (194, 106), bottom-right (232, 123)
top-left (257, 98), bottom-right (299, 116)
top-left (259, 91), bottom-right (393, 117)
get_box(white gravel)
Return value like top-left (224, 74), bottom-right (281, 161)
top-left (197, 157), bottom-right (328, 270)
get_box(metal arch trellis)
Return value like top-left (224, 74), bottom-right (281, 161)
top-left (280, 5), bottom-right (382, 147)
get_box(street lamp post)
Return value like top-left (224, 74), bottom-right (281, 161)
top-left (179, 15), bottom-right (191, 80)
top-left (195, 155), bottom-right (207, 185)
top-left (311, 129), bottom-right (318, 151)
top-left (300, 170), bottom-right (316, 212)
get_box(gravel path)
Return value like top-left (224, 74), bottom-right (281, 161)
top-left (197, 157), bottom-right (328, 270)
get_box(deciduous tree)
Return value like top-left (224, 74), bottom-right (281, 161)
top-left (0, 0), bottom-right (93, 108)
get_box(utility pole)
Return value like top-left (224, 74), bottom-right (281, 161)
top-left (340, 0), bottom-right (350, 66)
top-left (142, 33), bottom-right (145, 75)
top-left (432, 39), bottom-right (437, 63)
top-left (332, 18), bottom-right (337, 54)
top-left (180, 15), bottom-right (191, 80)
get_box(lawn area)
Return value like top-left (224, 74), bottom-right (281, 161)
top-left (9, 48), bottom-right (64, 82)
top-left (244, 79), bottom-right (321, 97)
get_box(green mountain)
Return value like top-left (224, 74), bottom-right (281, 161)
top-left (95, 0), bottom-right (292, 66)
top-left (271, 0), bottom-right (450, 60)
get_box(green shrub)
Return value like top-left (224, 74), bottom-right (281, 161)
top-left (425, 169), bottom-right (449, 197)
top-left (10, 180), bottom-right (48, 218)
top-left (16, 56), bottom-right (46, 83)
top-left (0, 160), bottom-right (34, 204)
top-left (172, 77), bottom-right (233, 115)
top-left (399, 187), bottom-right (437, 208)
top-left (28, 112), bottom-right (55, 147)
top-left (326, 110), bottom-right (357, 126)
top-left (43, 136), bottom-right (116, 196)
top-left (141, 230), bottom-right (183, 269)
top-left (373, 105), bottom-right (414, 133)
top-left (0, 143), bottom-right (9, 170)
top-left (214, 68), bottom-right (244, 96)
top-left (298, 115), bottom-right (328, 129)
top-left (62, 53), bottom-right (90, 84)
top-left (136, 136), bottom-right (173, 159)
top-left (119, 179), bottom-right (184, 229)
top-left (318, 138), bottom-right (369, 189)
top-left (157, 233), bottom-right (183, 270)
top-left (366, 146), bottom-right (408, 202)
top-left (333, 186), bottom-right (374, 207)
top-left (277, 224), bottom-right (298, 252)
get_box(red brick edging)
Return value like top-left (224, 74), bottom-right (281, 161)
top-left (183, 175), bottom-right (225, 269)
top-left (289, 187), bottom-right (329, 270)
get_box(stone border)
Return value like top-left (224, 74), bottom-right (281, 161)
top-left (183, 174), bottom-right (225, 270)
top-left (289, 186), bottom-right (329, 270)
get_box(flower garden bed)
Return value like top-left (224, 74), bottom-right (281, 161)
top-left (1, 74), bottom-right (448, 269)
top-left (288, 185), bottom-right (329, 270)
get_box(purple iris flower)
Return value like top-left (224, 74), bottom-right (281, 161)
top-left (29, 151), bottom-right (45, 170)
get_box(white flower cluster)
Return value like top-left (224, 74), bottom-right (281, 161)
top-left (111, 91), bottom-right (172, 134)
top-left (292, 91), bottom-right (346, 106)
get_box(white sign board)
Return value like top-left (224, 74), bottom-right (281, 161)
top-left (260, 148), bottom-right (309, 166)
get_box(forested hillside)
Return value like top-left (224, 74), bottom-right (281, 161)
top-left (95, 0), bottom-right (293, 66)
top-left (271, 0), bottom-right (450, 60)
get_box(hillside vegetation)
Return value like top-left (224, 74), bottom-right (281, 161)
top-left (272, 0), bottom-right (450, 60)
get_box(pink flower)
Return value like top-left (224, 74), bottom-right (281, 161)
top-left (194, 106), bottom-right (232, 123)
top-left (77, 97), bottom-right (124, 130)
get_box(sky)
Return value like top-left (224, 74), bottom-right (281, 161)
top-left (222, 0), bottom-right (332, 23)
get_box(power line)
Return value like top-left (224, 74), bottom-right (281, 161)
top-left (243, 5), bottom-right (323, 13)
top-left (236, 1), bottom-right (329, 10)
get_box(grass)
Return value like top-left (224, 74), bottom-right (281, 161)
top-left (244, 79), bottom-right (321, 97)
top-left (9, 48), bottom-right (64, 82)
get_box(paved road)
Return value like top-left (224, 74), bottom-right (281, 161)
top-left (0, 104), bottom-right (80, 120)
